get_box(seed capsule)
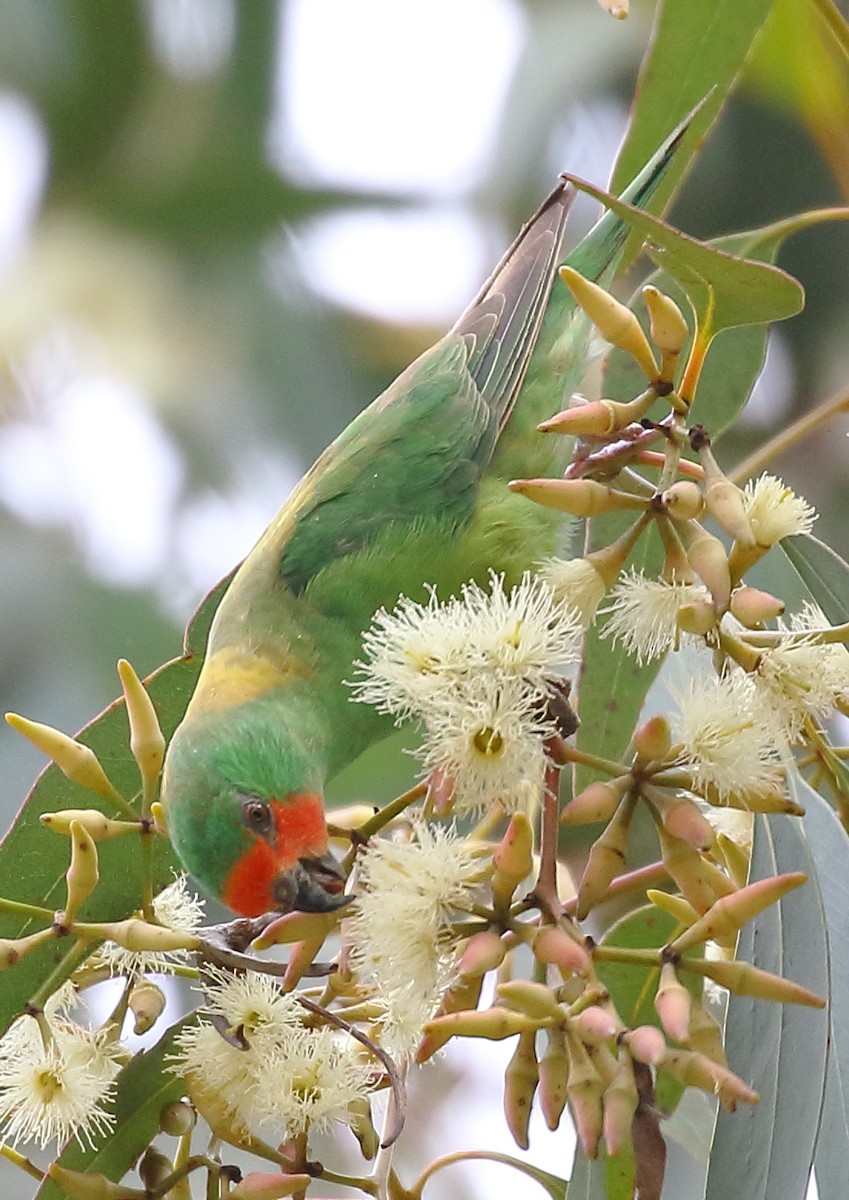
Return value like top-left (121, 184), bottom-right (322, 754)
top-left (129, 981), bottom-right (166, 1035)
top-left (159, 1099), bottom-right (196, 1137)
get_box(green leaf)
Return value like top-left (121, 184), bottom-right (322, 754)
top-left (565, 176), bottom-right (804, 339)
top-left (704, 813), bottom-right (829, 1200)
top-left (781, 532), bottom-right (849, 624)
top-left (604, 209), bottom-right (849, 436)
top-left (0, 579), bottom-right (227, 1039)
top-left (797, 779), bottom-right (849, 1200)
top-left (612, 0), bottom-right (775, 228)
top-left (35, 1017), bottom-right (196, 1200)
top-left (567, 1149), bottom-right (609, 1200)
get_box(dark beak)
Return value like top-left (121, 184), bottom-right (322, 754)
top-left (271, 851), bottom-right (351, 914)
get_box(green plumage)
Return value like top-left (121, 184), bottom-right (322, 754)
top-left (161, 129), bottom-right (687, 913)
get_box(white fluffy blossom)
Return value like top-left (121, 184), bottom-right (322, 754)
top-left (743, 473), bottom-right (816, 545)
top-left (416, 675), bottom-right (551, 815)
top-left (537, 555), bottom-right (608, 627)
top-left (0, 1012), bottom-right (122, 1148)
top-left (353, 573), bottom-right (579, 813)
top-left (600, 570), bottom-right (711, 663)
top-left (173, 975), bottom-right (374, 1139)
top-left (90, 874), bottom-right (205, 978)
top-left (753, 602), bottom-right (849, 738)
top-left (672, 672), bottom-right (785, 803)
top-left (347, 823), bottom-right (487, 1057)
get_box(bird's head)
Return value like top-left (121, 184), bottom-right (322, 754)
top-left (160, 708), bottom-right (347, 918)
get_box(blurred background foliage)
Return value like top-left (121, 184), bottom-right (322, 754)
top-left (2, 0), bottom-right (849, 819)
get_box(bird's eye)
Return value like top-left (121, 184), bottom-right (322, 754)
top-left (239, 797), bottom-right (273, 839)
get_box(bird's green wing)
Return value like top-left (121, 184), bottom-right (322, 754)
top-left (276, 182), bottom-right (575, 595)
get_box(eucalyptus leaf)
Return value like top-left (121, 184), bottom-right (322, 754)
top-left (612, 0), bottom-right (775, 261)
top-left (564, 177), bottom-right (804, 340)
top-left (704, 814), bottom-right (828, 1200)
top-left (781, 532), bottom-right (849, 624)
top-left (0, 579), bottom-right (228, 1039)
top-left (795, 778), bottom-right (849, 1200)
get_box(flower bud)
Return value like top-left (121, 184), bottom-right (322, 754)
top-left (645, 888), bottom-right (700, 930)
top-left (497, 980), bottom-right (562, 1022)
top-left (0, 928), bottom-right (55, 969)
top-left (565, 1032), bottom-right (605, 1158)
top-left (40, 808), bottom-right (138, 840)
top-left (539, 397), bottom-right (619, 437)
top-left (661, 1049), bottom-right (758, 1110)
top-left (662, 481), bottom-right (705, 522)
top-left (642, 285), bottom-right (689, 355)
top-left (422, 1007), bottom-right (540, 1042)
top-left (227, 1173), bottom-right (313, 1200)
top-left (623, 1025), bottom-right (666, 1066)
top-left (149, 800), bottom-right (168, 836)
top-left (654, 962), bottom-right (691, 1042)
top-left (84, 918), bottom-right (200, 953)
top-left (686, 957), bottom-right (825, 1008)
top-left (576, 800), bottom-right (634, 919)
top-left (668, 872), bottom-right (807, 956)
top-left (561, 777), bottom-right (629, 825)
top-left (63, 820), bottom-right (99, 925)
top-left (531, 925), bottom-right (591, 976)
top-left (159, 1099), bottom-right (196, 1137)
top-left (632, 716), bottom-right (672, 764)
top-left (602, 1050), bottom-right (638, 1156)
top-left (416, 973), bottom-right (487, 1062)
top-left (538, 1025), bottom-right (570, 1130)
top-left (676, 600), bottom-right (718, 636)
top-left (282, 937), bottom-right (329, 991)
top-left (690, 433), bottom-right (755, 548)
top-left (683, 523), bottom-right (732, 612)
top-left (491, 813), bottom-right (534, 909)
top-left (508, 477), bottom-right (648, 517)
top-left (458, 930), bottom-right (506, 978)
top-left (129, 981), bottom-right (166, 1035)
top-left (687, 997), bottom-right (727, 1066)
top-left (252, 910), bottom-right (338, 949)
top-left (503, 1029), bottom-right (539, 1150)
top-left (704, 781), bottom-right (800, 816)
top-left (346, 1096), bottom-right (379, 1160)
top-left (658, 828), bottom-right (717, 914)
top-left (572, 1005), bottom-right (621, 1044)
top-left (730, 586), bottom-right (786, 627)
top-left (138, 1148), bottom-right (173, 1192)
top-left (560, 266), bottom-right (659, 380)
top-left (117, 659), bottom-right (166, 802)
top-left (715, 833), bottom-right (750, 890)
top-left (46, 1165), bottom-right (143, 1200)
top-left (6, 713), bottom-right (120, 801)
top-left (646, 788), bottom-right (714, 852)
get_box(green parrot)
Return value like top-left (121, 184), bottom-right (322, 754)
top-left (161, 129), bottom-right (688, 917)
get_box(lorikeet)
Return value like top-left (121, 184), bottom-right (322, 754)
top-left (161, 131), bottom-right (686, 917)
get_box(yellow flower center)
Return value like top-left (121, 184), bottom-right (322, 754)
top-left (473, 727), bottom-right (504, 758)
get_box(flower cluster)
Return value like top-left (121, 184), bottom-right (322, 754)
top-left (172, 969), bottom-right (376, 1140)
top-left (352, 572), bottom-right (582, 813)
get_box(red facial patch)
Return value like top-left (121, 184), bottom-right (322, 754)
top-left (221, 792), bottom-right (329, 916)
top-left (271, 792), bottom-right (328, 869)
top-left (222, 837), bottom-right (277, 917)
